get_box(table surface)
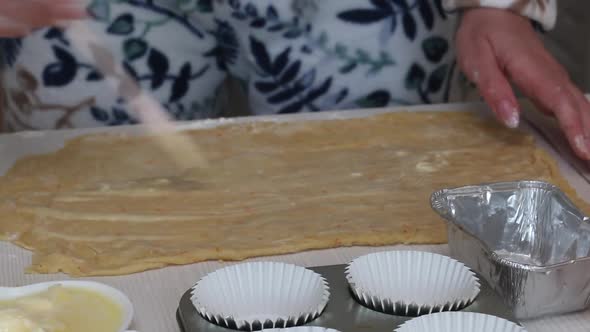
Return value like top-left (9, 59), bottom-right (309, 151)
top-left (1, 101), bottom-right (590, 332)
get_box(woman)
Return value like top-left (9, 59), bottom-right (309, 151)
top-left (1, 0), bottom-right (588, 160)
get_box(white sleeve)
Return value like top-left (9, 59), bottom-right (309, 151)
top-left (442, 0), bottom-right (557, 30)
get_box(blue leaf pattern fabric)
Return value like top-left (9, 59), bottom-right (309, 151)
top-left (0, 0), bottom-right (458, 131)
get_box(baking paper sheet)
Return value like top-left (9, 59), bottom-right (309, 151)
top-left (1, 101), bottom-right (589, 332)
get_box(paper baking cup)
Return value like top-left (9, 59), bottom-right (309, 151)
top-left (263, 327), bottom-right (341, 332)
top-left (346, 251), bottom-right (480, 316)
top-left (395, 312), bottom-right (527, 332)
top-left (190, 262), bottom-right (330, 331)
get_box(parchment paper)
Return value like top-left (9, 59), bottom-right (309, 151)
top-left (1, 101), bottom-right (589, 332)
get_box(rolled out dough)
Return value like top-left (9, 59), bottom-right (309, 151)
top-left (0, 111), bottom-right (586, 276)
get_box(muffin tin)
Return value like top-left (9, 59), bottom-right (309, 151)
top-left (176, 262), bottom-right (518, 332)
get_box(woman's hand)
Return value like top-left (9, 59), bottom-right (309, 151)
top-left (0, 0), bottom-right (86, 37)
top-left (456, 8), bottom-right (590, 160)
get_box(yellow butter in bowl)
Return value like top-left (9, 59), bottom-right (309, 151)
top-left (0, 281), bottom-right (134, 332)
top-left (0, 308), bottom-right (48, 332)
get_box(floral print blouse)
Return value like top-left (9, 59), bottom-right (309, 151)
top-left (0, 0), bottom-right (554, 131)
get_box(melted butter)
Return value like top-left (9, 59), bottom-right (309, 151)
top-left (415, 161), bottom-right (438, 173)
top-left (0, 285), bottom-right (124, 332)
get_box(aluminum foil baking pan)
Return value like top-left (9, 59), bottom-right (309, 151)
top-left (431, 180), bottom-right (590, 319)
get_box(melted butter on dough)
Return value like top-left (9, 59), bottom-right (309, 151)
top-left (0, 111), bottom-right (586, 276)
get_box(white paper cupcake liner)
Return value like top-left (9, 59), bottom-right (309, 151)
top-left (346, 251), bottom-right (480, 316)
top-left (263, 327), bottom-right (341, 332)
top-left (190, 262), bottom-right (330, 331)
top-left (395, 312), bottom-right (527, 332)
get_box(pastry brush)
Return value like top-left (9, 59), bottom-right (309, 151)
top-left (65, 19), bottom-right (209, 171)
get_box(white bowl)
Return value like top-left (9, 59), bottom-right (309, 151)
top-left (0, 280), bottom-right (134, 332)
top-left (346, 251), bottom-right (480, 316)
top-left (395, 312), bottom-right (527, 332)
top-left (191, 262), bottom-right (330, 331)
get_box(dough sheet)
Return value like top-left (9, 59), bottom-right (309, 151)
top-left (0, 111), bottom-right (584, 276)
